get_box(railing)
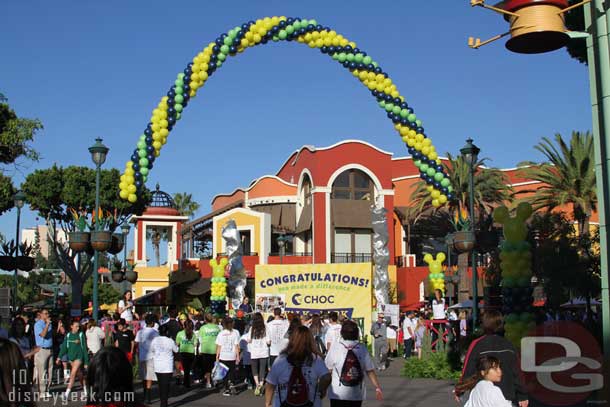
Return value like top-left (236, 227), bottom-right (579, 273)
top-left (268, 252), bottom-right (312, 257)
top-left (216, 252), bottom-right (259, 257)
top-left (331, 252), bottom-right (372, 263)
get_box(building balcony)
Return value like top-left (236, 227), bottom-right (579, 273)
top-left (331, 252), bottom-right (372, 264)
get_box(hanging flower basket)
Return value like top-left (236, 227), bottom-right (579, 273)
top-left (0, 256), bottom-right (15, 271)
top-left (453, 230), bottom-right (475, 253)
top-left (16, 256), bottom-right (35, 272)
top-left (111, 270), bottom-right (125, 282)
top-left (107, 233), bottom-right (124, 255)
top-left (125, 270), bottom-right (138, 284)
top-left (91, 230), bottom-right (112, 252)
top-left (68, 231), bottom-right (90, 252)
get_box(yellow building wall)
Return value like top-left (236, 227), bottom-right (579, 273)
top-left (132, 266), bottom-right (170, 299)
top-left (214, 211), bottom-right (263, 254)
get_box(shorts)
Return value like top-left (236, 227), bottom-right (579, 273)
top-left (199, 353), bottom-right (215, 376)
top-left (139, 359), bottom-right (157, 381)
top-left (60, 355), bottom-right (69, 363)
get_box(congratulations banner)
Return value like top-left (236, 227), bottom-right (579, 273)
top-left (255, 263), bottom-right (373, 332)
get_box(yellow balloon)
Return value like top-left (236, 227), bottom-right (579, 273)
top-left (119, 190), bottom-right (129, 199)
top-left (119, 182), bottom-right (127, 190)
top-left (128, 194), bottom-right (137, 203)
top-left (432, 199), bottom-right (440, 207)
top-left (128, 184), bottom-right (137, 193)
top-left (431, 190), bottom-right (441, 199)
top-left (414, 142), bottom-right (423, 151)
top-left (125, 168), bottom-right (134, 176)
top-left (439, 195), bottom-right (448, 204)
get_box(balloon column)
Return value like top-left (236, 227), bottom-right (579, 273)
top-left (424, 252), bottom-right (446, 294)
top-left (119, 16), bottom-right (452, 206)
top-left (210, 258), bottom-right (228, 316)
top-left (493, 202), bottom-right (535, 348)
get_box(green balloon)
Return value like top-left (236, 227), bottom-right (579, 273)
top-left (177, 73), bottom-right (185, 80)
top-left (176, 112), bottom-right (181, 120)
top-left (384, 103), bottom-right (393, 112)
top-left (293, 20), bottom-right (301, 29)
top-left (272, 36), bottom-right (279, 42)
top-left (414, 160), bottom-right (422, 168)
top-left (354, 53), bottom-right (363, 63)
top-left (415, 119), bottom-right (422, 127)
top-left (139, 157), bottom-right (149, 167)
top-left (142, 175), bottom-right (147, 182)
top-left (139, 134), bottom-right (146, 141)
top-left (426, 168), bottom-right (436, 177)
top-left (332, 53), bottom-right (339, 60)
top-left (338, 53), bottom-right (347, 62)
top-left (138, 149), bottom-right (147, 158)
top-left (217, 60), bottom-right (223, 68)
top-left (140, 167), bottom-right (149, 176)
top-left (378, 100), bottom-right (386, 108)
top-left (286, 25), bottom-right (295, 34)
top-left (363, 56), bottom-right (372, 65)
top-left (137, 141), bottom-right (146, 149)
top-left (407, 113), bottom-right (417, 122)
top-left (400, 109), bottom-right (409, 118)
top-left (372, 61), bottom-right (379, 68)
top-left (346, 53), bottom-right (354, 62)
top-left (447, 185), bottom-right (453, 192)
top-left (175, 103), bottom-right (183, 112)
top-left (392, 106), bottom-right (401, 115)
top-left (174, 94), bottom-right (184, 104)
top-left (278, 30), bottom-right (287, 40)
top-left (175, 79), bottom-right (184, 87)
top-left (434, 172), bottom-right (444, 181)
top-left (223, 36), bottom-right (233, 46)
top-left (228, 29), bottom-right (235, 38)
top-left (220, 45), bottom-right (230, 54)
top-left (174, 86), bottom-right (183, 94)
top-left (309, 19), bottom-right (317, 26)
top-left (217, 53), bottom-right (226, 61)
top-left (441, 178), bottom-right (450, 187)
top-left (420, 163), bottom-right (429, 172)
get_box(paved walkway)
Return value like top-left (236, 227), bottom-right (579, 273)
top-left (39, 357), bottom-right (455, 406)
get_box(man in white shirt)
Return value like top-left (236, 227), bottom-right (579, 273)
top-left (402, 310), bottom-right (415, 358)
top-left (325, 320), bottom-right (383, 406)
top-left (267, 308), bottom-right (289, 366)
top-left (325, 311), bottom-right (342, 353)
top-left (135, 314), bottom-right (159, 403)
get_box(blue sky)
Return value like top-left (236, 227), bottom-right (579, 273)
top-left (0, 1), bottom-right (593, 252)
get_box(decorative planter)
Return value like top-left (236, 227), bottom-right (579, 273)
top-left (90, 230), bottom-right (112, 252)
top-left (16, 256), bottom-right (35, 272)
top-left (111, 270), bottom-right (125, 282)
top-left (68, 231), bottom-right (90, 252)
top-left (0, 255), bottom-right (15, 271)
top-left (453, 230), bottom-right (475, 253)
top-left (125, 270), bottom-right (138, 284)
top-left (107, 233), bottom-right (124, 255)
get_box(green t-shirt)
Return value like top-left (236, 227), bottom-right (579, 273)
top-left (175, 330), bottom-right (196, 354)
top-left (198, 323), bottom-right (220, 354)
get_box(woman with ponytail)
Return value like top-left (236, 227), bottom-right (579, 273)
top-left (455, 355), bottom-right (512, 407)
top-left (175, 319), bottom-right (196, 388)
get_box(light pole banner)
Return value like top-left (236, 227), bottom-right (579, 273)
top-left (255, 263), bottom-right (373, 331)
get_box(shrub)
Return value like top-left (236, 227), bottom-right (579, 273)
top-left (401, 331), bottom-right (462, 381)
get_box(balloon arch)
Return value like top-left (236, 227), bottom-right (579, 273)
top-left (119, 16), bottom-right (453, 205)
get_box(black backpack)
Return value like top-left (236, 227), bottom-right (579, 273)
top-left (314, 334), bottom-right (327, 356)
top-left (339, 345), bottom-right (364, 387)
top-left (280, 363), bottom-right (315, 407)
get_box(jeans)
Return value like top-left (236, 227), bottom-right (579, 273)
top-left (156, 372), bottom-right (172, 407)
top-left (403, 338), bottom-right (414, 358)
top-left (373, 339), bottom-right (387, 369)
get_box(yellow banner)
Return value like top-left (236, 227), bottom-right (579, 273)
top-left (254, 263), bottom-right (373, 333)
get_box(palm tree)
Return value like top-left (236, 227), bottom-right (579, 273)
top-left (519, 131), bottom-right (596, 238)
top-left (146, 226), bottom-right (170, 267)
top-left (409, 153), bottom-right (512, 301)
top-left (173, 192), bottom-right (200, 219)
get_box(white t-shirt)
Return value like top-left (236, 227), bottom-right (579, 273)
top-left (465, 380), bottom-right (512, 407)
top-left (266, 355), bottom-right (329, 407)
top-left (247, 327), bottom-right (270, 359)
top-left (267, 319), bottom-right (289, 356)
top-left (325, 339), bottom-right (374, 401)
top-left (150, 336), bottom-right (178, 373)
top-left (86, 326), bottom-right (106, 354)
top-left (386, 326), bottom-right (397, 340)
top-left (215, 329), bottom-right (240, 361)
top-left (402, 318), bottom-right (415, 340)
top-left (135, 326), bottom-right (159, 361)
top-left (325, 323), bottom-right (342, 350)
top-left (432, 298), bottom-right (446, 320)
top-left (118, 299), bottom-right (134, 322)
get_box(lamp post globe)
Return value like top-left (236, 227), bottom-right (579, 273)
top-left (89, 138), bottom-right (109, 166)
top-left (461, 138), bottom-right (480, 330)
top-left (12, 190), bottom-right (26, 311)
top-left (14, 191), bottom-right (25, 209)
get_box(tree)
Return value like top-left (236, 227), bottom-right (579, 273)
top-left (21, 165), bottom-right (150, 313)
top-left (519, 131), bottom-right (596, 237)
top-left (174, 192), bottom-right (200, 219)
top-left (0, 93), bottom-right (43, 214)
top-left (83, 277), bottom-right (121, 306)
top-left (146, 226), bottom-right (170, 266)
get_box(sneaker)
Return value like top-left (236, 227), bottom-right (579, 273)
top-left (247, 384), bottom-right (253, 390)
top-left (205, 382), bottom-right (212, 389)
top-left (222, 390), bottom-right (232, 397)
top-left (63, 388), bottom-right (71, 401)
top-left (254, 385), bottom-right (261, 396)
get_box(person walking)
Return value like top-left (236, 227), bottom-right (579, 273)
top-left (414, 315), bottom-right (426, 359)
top-left (85, 347), bottom-right (142, 407)
top-left (196, 313), bottom-right (220, 389)
top-left (135, 314), bottom-right (159, 404)
top-left (247, 312), bottom-right (270, 396)
top-left (114, 319), bottom-right (135, 363)
top-left (85, 319), bottom-right (105, 357)
top-left (325, 311), bottom-right (342, 353)
top-left (118, 291), bottom-right (135, 323)
top-left (455, 355), bottom-right (513, 407)
top-left (402, 310), bottom-right (415, 358)
top-left (309, 314), bottom-right (327, 357)
top-left (265, 325), bottom-right (331, 407)
top-left (370, 312), bottom-right (388, 371)
top-left (455, 310), bottom-right (528, 407)
top-left (175, 319), bottom-right (196, 388)
top-left (150, 325), bottom-right (178, 407)
top-left (325, 320), bottom-right (383, 407)
top-left (33, 308), bottom-right (53, 398)
top-left (56, 319), bottom-right (89, 399)
top-left (267, 307), bottom-right (289, 367)
top-left (215, 316), bottom-right (241, 397)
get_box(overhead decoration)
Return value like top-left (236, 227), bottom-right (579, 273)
top-left (119, 16), bottom-right (452, 205)
top-left (424, 252), bottom-right (446, 293)
top-left (493, 202), bottom-right (535, 348)
top-left (209, 257), bottom-right (228, 316)
top-left (222, 220), bottom-right (247, 311)
top-left (372, 204), bottom-right (390, 307)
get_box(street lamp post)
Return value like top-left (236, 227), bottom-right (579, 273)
top-left (12, 191), bottom-right (25, 312)
top-left (460, 138), bottom-right (480, 330)
top-left (121, 223), bottom-right (131, 293)
top-left (89, 138), bottom-right (109, 322)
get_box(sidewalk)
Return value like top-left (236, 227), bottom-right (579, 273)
top-left (39, 356), bottom-right (455, 406)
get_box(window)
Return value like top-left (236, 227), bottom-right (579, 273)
top-left (302, 176), bottom-right (312, 206)
top-left (332, 169), bottom-right (373, 201)
top-left (332, 228), bottom-right (372, 263)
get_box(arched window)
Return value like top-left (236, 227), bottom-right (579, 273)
top-left (331, 169), bottom-right (373, 200)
